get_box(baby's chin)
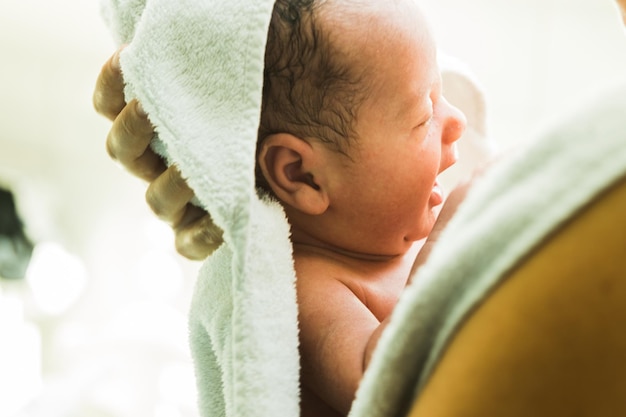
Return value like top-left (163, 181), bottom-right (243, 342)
top-left (346, 234), bottom-right (421, 259)
top-left (404, 211), bottom-right (440, 242)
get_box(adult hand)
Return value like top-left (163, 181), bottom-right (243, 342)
top-left (93, 48), bottom-right (223, 260)
top-left (408, 179), bottom-right (472, 282)
top-left (408, 152), bottom-right (502, 282)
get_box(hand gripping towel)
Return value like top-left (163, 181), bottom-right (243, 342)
top-left (101, 1), bottom-right (300, 416)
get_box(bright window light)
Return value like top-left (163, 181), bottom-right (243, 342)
top-left (0, 291), bottom-right (42, 416)
top-left (25, 242), bottom-right (87, 315)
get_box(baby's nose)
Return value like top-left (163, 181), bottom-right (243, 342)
top-left (441, 98), bottom-right (467, 145)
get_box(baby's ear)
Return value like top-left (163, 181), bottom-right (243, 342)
top-left (258, 133), bottom-right (330, 215)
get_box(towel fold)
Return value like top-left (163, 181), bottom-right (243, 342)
top-left (101, 1), bottom-right (300, 416)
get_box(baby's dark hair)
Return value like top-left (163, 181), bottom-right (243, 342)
top-left (257, 0), bottom-right (370, 188)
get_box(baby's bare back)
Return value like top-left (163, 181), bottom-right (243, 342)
top-left (293, 244), bottom-right (418, 416)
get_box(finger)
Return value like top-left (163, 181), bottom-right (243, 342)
top-left (93, 48), bottom-right (127, 121)
top-left (107, 100), bottom-right (165, 181)
top-left (409, 181), bottom-right (472, 282)
top-left (175, 212), bottom-right (224, 260)
top-left (146, 165), bottom-right (195, 224)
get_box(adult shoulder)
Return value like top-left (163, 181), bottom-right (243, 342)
top-left (409, 175), bottom-right (626, 416)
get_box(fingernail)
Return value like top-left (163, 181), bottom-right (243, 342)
top-left (112, 49), bottom-right (121, 69)
top-left (136, 101), bottom-right (147, 117)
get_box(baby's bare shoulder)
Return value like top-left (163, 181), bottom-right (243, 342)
top-left (293, 248), bottom-right (407, 321)
top-left (293, 249), bottom-right (366, 303)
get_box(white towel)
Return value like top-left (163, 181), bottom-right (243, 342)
top-left (101, 1), bottom-right (300, 416)
top-left (100, 1), bottom-right (491, 416)
top-left (349, 86), bottom-right (626, 417)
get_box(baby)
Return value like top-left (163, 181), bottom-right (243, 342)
top-left (96, 0), bottom-right (466, 415)
top-left (94, 0), bottom-right (626, 415)
top-left (255, 0), bottom-right (465, 415)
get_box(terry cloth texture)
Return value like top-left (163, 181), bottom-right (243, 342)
top-left (349, 87), bottom-right (626, 417)
top-left (101, 1), bottom-right (491, 416)
top-left (101, 1), bottom-right (300, 416)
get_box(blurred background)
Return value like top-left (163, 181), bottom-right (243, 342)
top-left (1, 0), bottom-right (625, 416)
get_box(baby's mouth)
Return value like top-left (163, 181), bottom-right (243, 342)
top-left (430, 181), bottom-right (444, 206)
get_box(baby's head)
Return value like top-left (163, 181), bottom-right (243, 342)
top-left (259, 0), bottom-right (376, 146)
top-left (257, 0), bottom-right (466, 256)
top-left (257, 0), bottom-right (370, 187)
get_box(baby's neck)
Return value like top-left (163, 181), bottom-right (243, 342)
top-left (290, 228), bottom-right (424, 268)
top-left (291, 228), bottom-right (424, 325)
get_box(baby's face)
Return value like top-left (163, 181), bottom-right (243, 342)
top-left (321, 0), bottom-right (466, 255)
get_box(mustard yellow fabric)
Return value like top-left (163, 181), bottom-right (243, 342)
top-left (409, 175), bottom-right (626, 417)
